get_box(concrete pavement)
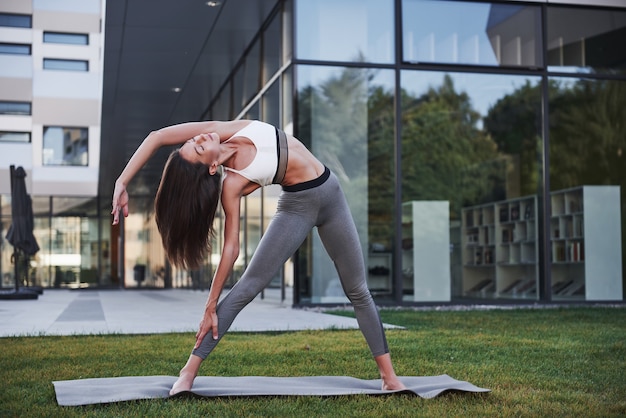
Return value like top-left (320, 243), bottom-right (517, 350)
top-left (0, 287), bottom-right (398, 337)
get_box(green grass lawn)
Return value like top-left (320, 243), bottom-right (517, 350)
top-left (1, 307), bottom-right (624, 417)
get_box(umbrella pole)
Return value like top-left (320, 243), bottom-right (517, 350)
top-left (9, 165), bottom-right (19, 292)
top-left (14, 251), bottom-right (19, 292)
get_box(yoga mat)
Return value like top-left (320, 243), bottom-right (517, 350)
top-left (53, 375), bottom-right (489, 406)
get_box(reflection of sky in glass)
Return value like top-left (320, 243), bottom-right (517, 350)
top-left (43, 127), bottom-right (64, 164)
top-left (296, 0), bottom-right (394, 63)
top-left (402, 71), bottom-right (540, 127)
top-left (403, 0), bottom-right (497, 65)
top-left (403, 0), bottom-right (540, 67)
top-left (299, 66), bottom-right (540, 129)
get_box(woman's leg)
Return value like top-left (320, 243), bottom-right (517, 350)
top-left (316, 175), bottom-right (405, 390)
top-left (169, 354), bottom-right (202, 395)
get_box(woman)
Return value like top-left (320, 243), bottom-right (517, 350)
top-left (111, 120), bottom-right (406, 395)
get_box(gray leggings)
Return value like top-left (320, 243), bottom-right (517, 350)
top-left (192, 168), bottom-right (389, 359)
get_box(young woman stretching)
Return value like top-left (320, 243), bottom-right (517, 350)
top-left (111, 120), bottom-right (406, 395)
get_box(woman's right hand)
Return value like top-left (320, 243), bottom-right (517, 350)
top-left (111, 181), bottom-right (129, 225)
top-left (194, 308), bottom-right (219, 349)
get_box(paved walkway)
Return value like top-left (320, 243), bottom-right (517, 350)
top-left (0, 288), bottom-right (398, 337)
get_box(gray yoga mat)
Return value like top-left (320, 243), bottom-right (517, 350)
top-left (53, 374), bottom-right (489, 406)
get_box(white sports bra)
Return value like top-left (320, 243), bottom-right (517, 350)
top-left (223, 121), bottom-right (278, 186)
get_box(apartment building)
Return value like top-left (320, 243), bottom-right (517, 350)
top-left (1, 0), bottom-right (104, 289)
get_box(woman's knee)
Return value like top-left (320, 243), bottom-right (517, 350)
top-left (344, 282), bottom-right (373, 307)
top-left (220, 279), bottom-right (263, 311)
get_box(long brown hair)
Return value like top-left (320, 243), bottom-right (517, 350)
top-left (155, 150), bottom-right (221, 269)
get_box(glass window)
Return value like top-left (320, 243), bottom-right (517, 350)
top-left (262, 12), bottom-right (281, 84)
top-left (281, 67), bottom-right (293, 129)
top-left (0, 43), bottom-right (31, 55)
top-left (0, 13), bottom-right (31, 28)
top-left (243, 42), bottom-right (261, 107)
top-left (52, 197), bottom-right (98, 216)
top-left (212, 88), bottom-right (231, 121)
top-left (296, 65), bottom-right (396, 303)
top-left (232, 66), bottom-right (245, 112)
top-left (401, 70), bottom-right (542, 302)
top-left (548, 78), bottom-right (626, 301)
top-left (43, 58), bottom-right (88, 71)
top-left (282, 0), bottom-right (293, 63)
top-left (123, 197), bottom-right (172, 289)
top-left (296, 0), bottom-right (394, 63)
top-left (42, 126), bottom-right (88, 166)
top-left (261, 80), bottom-right (280, 127)
top-left (402, 0), bottom-right (542, 68)
top-left (40, 198), bottom-right (99, 288)
top-left (243, 102), bottom-right (260, 121)
top-left (98, 213), bottom-right (114, 287)
top-left (0, 101), bottom-right (31, 115)
top-left (43, 32), bottom-right (89, 45)
top-left (547, 7), bottom-right (626, 74)
top-left (0, 132), bottom-right (30, 142)
top-left (47, 217), bottom-right (82, 288)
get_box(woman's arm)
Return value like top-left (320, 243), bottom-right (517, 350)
top-left (194, 177), bottom-right (244, 347)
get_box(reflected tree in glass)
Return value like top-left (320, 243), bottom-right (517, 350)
top-left (401, 74), bottom-right (502, 218)
top-left (484, 79), bottom-right (542, 197)
top-left (297, 66), bottom-right (396, 299)
top-left (549, 78), bottom-right (626, 288)
top-left (550, 79), bottom-right (626, 190)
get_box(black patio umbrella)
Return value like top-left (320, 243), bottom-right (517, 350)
top-left (6, 165), bottom-right (40, 293)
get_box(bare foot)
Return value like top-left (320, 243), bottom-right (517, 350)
top-left (169, 370), bottom-right (196, 396)
top-left (382, 377), bottom-right (406, 391)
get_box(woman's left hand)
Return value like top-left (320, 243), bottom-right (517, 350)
top-left (111, 181), bottom-right (129, 225)
top-left (194, 309), bottom-right (219, 349)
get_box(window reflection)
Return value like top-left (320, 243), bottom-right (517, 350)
top-left (296, 0), bottom-right (394, 63)
top-left (547, 7), bottom-right (626, 74)
top-left (0, 101), bottom-right (31, 115)
top-left (43, 32), bottom-right (89, 45)
top-left (297, 65), bottom-right (396, 303)
top-left (262, 80), bottom-right (280, 127)
top-left (401, 71), bottom-right (542, 301)
top-left (52, 196), bottom-right (97, 216)
top-left (549, 78), bottom-right (626, 300)
top-left (43, 126), bottom-right (88, 166)
top-left (403, 0), bottom-right (542, 68)
top-left (243, 42), bottom-right (261, 107)
top-left (0, 132), bottom-right (30, 143)
top-left (262, 13), bottom-right (281, 84)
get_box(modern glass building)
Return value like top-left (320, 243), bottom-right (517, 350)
top-left (1, 0), bottom-right (625, 306)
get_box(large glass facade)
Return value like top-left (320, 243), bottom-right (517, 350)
top-left (290, 0), bottom-right (624, 304)
top-left (1, 195), bottom-right (109, 290)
